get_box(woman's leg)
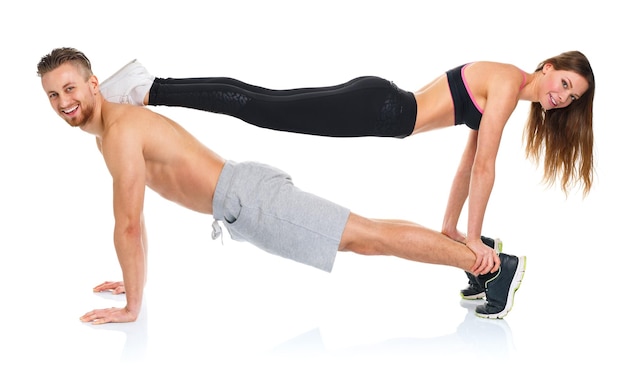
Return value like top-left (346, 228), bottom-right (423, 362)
top-left (149, 76), bottom-right (417, 138)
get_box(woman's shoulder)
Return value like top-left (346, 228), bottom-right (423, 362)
top-left (469, 62), bottom-right (527, 89)
top-left (470, 61), bottom-right (523, 73)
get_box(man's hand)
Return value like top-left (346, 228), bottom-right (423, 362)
top-left (80, 306), bottom-right (138, 325)
top-left (466, 239), bottom-right (500, 275)
top-left (92, 281), bottom-right (126, 294)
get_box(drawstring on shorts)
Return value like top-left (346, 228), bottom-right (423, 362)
top-left (211, 219), bottom-right (224, 245)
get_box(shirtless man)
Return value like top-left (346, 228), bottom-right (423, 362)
top-left (37, 47), bottom-right (525, 323)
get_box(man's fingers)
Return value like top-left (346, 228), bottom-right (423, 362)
top-left (80, 307), bottom-right (136, 325)
top-left (80, 308), bottom-right (115, 325)
top-left (80, 310), bottom-right (104, 323)
top-left (93, 281), bottom-right (125, 293)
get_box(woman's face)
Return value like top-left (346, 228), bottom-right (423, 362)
top-left (539, 63), bottom-right (589, 110)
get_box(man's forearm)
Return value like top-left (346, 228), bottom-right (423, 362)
top-left (114, 226), bottom-right (146, 314)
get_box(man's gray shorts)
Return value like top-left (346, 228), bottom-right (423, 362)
top-left (212, 160), bottom-right (351, 272)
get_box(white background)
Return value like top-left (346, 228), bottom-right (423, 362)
top-left (1, 1), bottom-right (624, 371)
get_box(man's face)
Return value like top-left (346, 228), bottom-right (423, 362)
top-left (41, 62), bottom-right (97, 128)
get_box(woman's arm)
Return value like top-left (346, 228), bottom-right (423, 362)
top-left (444, 62), bottom-right (524, 274)
top-left (465, 120), bottom-right (502, 274)
top-left (441, 130), bottom-right (499, 275)
top-left (441, 130), bottom-right (477, 242)
top-left (465, 78), bottom-right (519, 274)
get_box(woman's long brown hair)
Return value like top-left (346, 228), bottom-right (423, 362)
top-left (524, 51), bottom-right (595, 196)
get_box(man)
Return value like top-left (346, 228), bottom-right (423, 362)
top-left (38, 47), bottom-right (525, 324)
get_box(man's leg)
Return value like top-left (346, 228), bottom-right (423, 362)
top-left (338, 213), bottom-right (526, 319)
top-left (338, 213), bottom-right (477, 271)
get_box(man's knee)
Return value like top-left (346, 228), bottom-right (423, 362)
top-left (339, 213), bottom-right (382, 255)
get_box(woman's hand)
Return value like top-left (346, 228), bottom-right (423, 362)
top-left (443, 229), bottom-right (467, 244)
top-left (466, 238), bottom-right (500, 275)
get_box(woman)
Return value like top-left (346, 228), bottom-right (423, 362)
top-left (100, 51), bottom-right (594, 298)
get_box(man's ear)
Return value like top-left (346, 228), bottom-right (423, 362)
top-left (89, 75), bottom-right (99, 95)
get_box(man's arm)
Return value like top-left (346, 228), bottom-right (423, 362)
top-left (80, 127), bottom-right (147, 324)
top-left (90, 213), bottom-right (148, 295)
top-left (90, 136), bottom-right (149, 296)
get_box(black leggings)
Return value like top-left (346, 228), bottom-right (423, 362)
top-left (149, 76), bottom-right (417, 138)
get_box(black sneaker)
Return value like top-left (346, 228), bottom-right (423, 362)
top-left (475, 253), bottom-right (526, 319)
top-left (460, 272), bottom-right (486, 300)
top-left (460, 236), bottom-right (503, 300)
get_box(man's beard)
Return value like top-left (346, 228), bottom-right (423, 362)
top-left (65, 102), bottom-right (94, 128)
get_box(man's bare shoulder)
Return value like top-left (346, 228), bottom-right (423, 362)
top-left (101, 102), bottom-right (159, 129)
top-left (99, 101), bottom-right (207, 161)
top-left (99, 102), bottom-right (175, 144)
top-left (97, 103), bottom-right (156, 156)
